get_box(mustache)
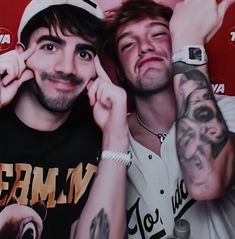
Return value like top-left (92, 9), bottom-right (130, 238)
top-left (41, 72), bottom-right (83, 85)
top-left (136, 50), bottom-right (168, 69)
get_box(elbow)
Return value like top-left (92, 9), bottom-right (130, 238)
top-left (187, 177), bottom-right (226, 201)
top-left (188, 187), bottom-right (223, 201)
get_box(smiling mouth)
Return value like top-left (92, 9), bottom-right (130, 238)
top-left (137, 56), bottom-right (164, 69)
top-left (49, 79), bottom-right (81, 91)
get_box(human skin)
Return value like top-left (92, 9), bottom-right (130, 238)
top-left (116, 18), bottom-right (172, 94)
top-left (25, 27), bottom-right (97, 112)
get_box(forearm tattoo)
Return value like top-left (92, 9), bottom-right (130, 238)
top-left (173, 62), bottom-right (198, 75)
top-left (90, 208), bottom-right (109, 239)
top-left (175, 66), bottom-right (229, 183)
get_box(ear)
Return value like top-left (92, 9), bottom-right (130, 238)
top-left (32, 201), bottom-right (47, 222)
top-left (15, 42), bottom-right (26, 54)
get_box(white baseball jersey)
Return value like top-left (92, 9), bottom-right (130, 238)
top-left (126, 95), bottom-right (235, 239)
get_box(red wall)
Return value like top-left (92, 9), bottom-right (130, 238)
top-left (0, 0), bottom-right (30, 52)
top-left (0, 0), bottom-right (234, 95)
top-left (206, 4), bottom-right (235, 95)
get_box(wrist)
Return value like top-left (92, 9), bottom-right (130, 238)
top-left (102, 138), bottom-right (129, 152)
top-left (102, 126), bottom-right (129, 152)
top-left (171, 34), bottom-right (204, 53)
top-left (100, 150), bottom-right (132, 167)
top-left (172, 45), bottom-right (207, 66)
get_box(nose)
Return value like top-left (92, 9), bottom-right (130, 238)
top-left (54, 51), bottom-right (76, 75)
top-left (138, 36), bottom-right (154, 56)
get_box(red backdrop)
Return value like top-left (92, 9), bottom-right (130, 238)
top-left (0, 0), bottom-right (234, 95)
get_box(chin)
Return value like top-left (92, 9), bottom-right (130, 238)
top-left (38, 95), bottom-right (76, 113)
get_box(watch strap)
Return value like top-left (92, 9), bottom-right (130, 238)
top-left (172, 45), bottom-right (208, 65)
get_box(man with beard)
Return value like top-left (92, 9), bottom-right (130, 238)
top-left (105, 0), bottom-right (235, 238)
top-left (0, 1), bottom-right (130, 239)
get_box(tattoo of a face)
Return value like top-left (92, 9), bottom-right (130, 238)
top-left (176, 69), bottom-right (229, 175)
top-left (90, 209), bottom-right (109, 239)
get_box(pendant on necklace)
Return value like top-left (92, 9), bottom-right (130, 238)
top-left (156, 133), bottom-right (168, 144)
top-left (135, 113), bottom-right (168, 144)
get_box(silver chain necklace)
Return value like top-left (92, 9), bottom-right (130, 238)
top-left (135, 113), bottom-right (168, 144)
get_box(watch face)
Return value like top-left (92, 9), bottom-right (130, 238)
top-left (189, 47), bottom-right (202, 60)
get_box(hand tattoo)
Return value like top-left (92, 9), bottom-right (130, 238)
top-left (90, 209), bottom-right (109, 239)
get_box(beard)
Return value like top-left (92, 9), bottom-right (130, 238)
top-left (26, 72), bottom-right (84, 112)
top-left (122, 67), bottom-right (173, 97)
top-left (31, 81), bottom-right (77, 112)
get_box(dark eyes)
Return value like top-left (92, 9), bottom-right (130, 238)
top-left (39, 44), bottom-right (94, 61)
top-left (41, 44), bottom-right (56, 51)
top-left (78, 50), bottom-right (94, 61)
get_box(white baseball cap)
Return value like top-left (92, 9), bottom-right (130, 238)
top-left (18, 0), bottom-right (104, 41)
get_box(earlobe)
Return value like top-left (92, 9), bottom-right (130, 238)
top-left (15, 42), bottom-right (26, 54)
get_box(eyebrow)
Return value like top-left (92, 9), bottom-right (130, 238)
top-left (117, 21), bottom-right (169, 44)
top-left (117, 32), bottom-right (131, 45)
top-left (36, 35), bottom-right (65, 45)
top-left (75, 44), bottom-right (97, 55)
top-left (148, 22), bottom-right (169, 29)
top-left (36, 35), bottom-right (96, 54)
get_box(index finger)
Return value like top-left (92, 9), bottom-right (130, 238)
top-left (20, 43), bottom-right (37, 61)
top-left (94, 55), bottom-right (112, 82)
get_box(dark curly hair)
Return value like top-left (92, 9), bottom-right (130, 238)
top-left (20, 4), bottom-right (106, 53)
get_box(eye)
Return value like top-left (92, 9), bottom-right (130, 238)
top-left (78, 50), bottom-right (93, 61)
top-left (151, 32), bottom-right (166, 38)
top-left (22, 222), bottom-right (36, 239)
top-left (120, 42), bottom-right (134, 52)
top-left (41, 44), bottom-right (56, 51)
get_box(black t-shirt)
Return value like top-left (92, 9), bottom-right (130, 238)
top-left (0, 105), bottom-right (102, 239)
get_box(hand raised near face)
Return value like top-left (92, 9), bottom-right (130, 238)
top-left (87, 56), bottom-right (128, 151)
top-left (0, 44), bottom-right (36, 108)
top-left (170, 0), bottom-right (235, 51)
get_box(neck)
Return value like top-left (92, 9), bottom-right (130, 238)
top-left (134, 88), bottom-right (176, 132)
top-left (14, 90), bottom-right (70, 131)
top-left (135, 112), bottom-right (168, 144)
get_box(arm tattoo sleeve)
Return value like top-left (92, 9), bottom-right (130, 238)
top-left (90, 208), bottom-right (109, 239)
top-left (175, 66), bottom-right (229, 180)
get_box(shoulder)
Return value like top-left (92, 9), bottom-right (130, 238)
top-left (215, 94), bottom-right (235, 133)
top-left (215, 94), bottom-right (235, 107)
